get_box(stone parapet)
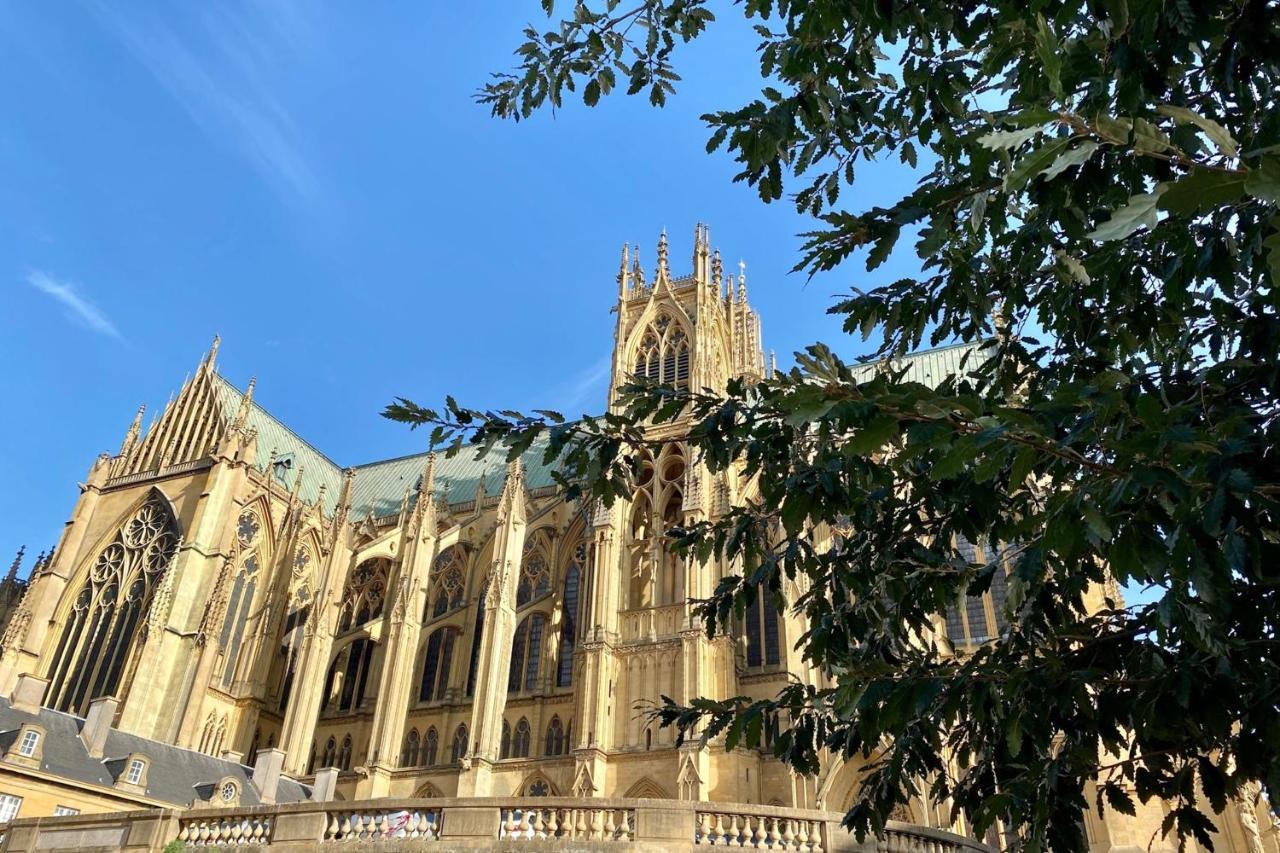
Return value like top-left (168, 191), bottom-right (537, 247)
top-left (0, 797), bottom-right (992, 853)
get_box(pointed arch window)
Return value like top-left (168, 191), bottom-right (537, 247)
top-left (323, 638), bottom-right (375, 712)
top-left (45, 495), bottom-right (180, 715)
top-left (943, 537), bottom-right (1014, 646)
top-left (423, 727), bottom-right (439, 766)
top-left (450, 725), bottom-right (468, 764)
top-left (516, 537), bottom-right (551, 607)
top-left (219, 553), bottom-right (261, 688)
top-left (744, 586), bottom-right (781, 668)
top-left (545, 716), bottom-right (567, 756)
top-left (427, 548), bottom-right (465, 619)
top-left (512, 717), bottom-right (532, 758)
top-left (418, 627), bottom-right (457, 702)
top-left (336, 559), bottom-right (387, 634)
top-left (275, 580), bottom-right (311, 711)
top-left (465, 579), bottom-right (488, 697)
top-left (633, 314), bottom-right (691, 388)
top-left (402, 729), bottom-right (420, 767)
top-left (500, 719), bottom-right (512, 759)
top-left (339, 735), bottom-right (352, 771)
top-left (557, 547), bottom-right (582, 687)
top-left (322, 737), bottom-right (337, 768)
top-left (507, 613), bottom-right (545, 693)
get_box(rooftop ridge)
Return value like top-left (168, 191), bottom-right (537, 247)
top-left (212, 372), bottom-right (346, 473)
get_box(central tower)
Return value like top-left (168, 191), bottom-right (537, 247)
top-left (609, 225), bottom-right (766, 407)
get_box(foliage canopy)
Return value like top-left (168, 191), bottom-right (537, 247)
top-left (387, 1), bottom-right (1280, 849)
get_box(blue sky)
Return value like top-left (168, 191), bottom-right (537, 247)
top-left (0, 3), bottom-right (924, 572)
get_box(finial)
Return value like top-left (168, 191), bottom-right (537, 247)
top-left (206, 335), bottom-right (221, 370)
top-left (769, 350), bottom-right (778, 378)
top-left (712, 249), bottom-right (723, 290)
top-left (657, 227), bottom-right (669, 274)
top-left (6, 546), bottom-right (24, 583)
top-left (737, 260), bottom-right (748, 302)
top-left (420, 452), bottom-right (437, 498)
top-left (632, 246), bottom-right (645, 289)
top-left (119, 404), bottom-right (146, 457)
top-left (618, 243), bottom-right (631, 299)
top-left (475, 467), bottom-right (488, 503)
top-left (233, 377), bottom-right (257, 431)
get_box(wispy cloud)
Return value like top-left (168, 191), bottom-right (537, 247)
top-left (547, 356), bottom-right (613, 415)
top-left (26, 271), bottom-right (123, 340)
top-left (91, 3), bottom-right (323, 209)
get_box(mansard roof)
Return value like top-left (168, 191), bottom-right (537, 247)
top-left (0, 698), bottom-right (310, 808)
top-left (211, 340), bottom-right (988, 523)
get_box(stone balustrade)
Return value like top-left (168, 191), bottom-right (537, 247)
top-left (0, 798), bottom-right (993, 853)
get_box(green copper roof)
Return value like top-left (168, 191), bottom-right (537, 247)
top-left (213, 375), bottom-right (346, 515)
top-left (852, 339), bottom-right (990, 385)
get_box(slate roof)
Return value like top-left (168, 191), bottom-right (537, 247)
top-left (0, 699), bottom-right (310, 808)
top-left (213, 340), bottom-right (987, 523)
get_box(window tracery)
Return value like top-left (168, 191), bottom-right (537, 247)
top-left (427, 547), bottom-right (464, 619)
top-left (556, 545), bottom-right (582, 687)
top-left (450, 724), bottom-right (468, 764)
top-left (45, 494), bottom-right (180, 715)
top-left (633, 312), bottom-right (691, 387)
top-left (516, 536), bottom-right (551, 607)
top-left (236, 510), bottom-right (261, 547)
top-left (423, 727), bottom-right (439, 766)
top-left (337, 559), bottom-right (387, 634)
top-left (418, 627), bottom-right (457, 702)
top-left (544, 716), bottom-right (568, 756)
top-left (219, 553), bottom-right (260, 688)
top-left (626, 446), bottom-right (686, 608)
top-left (507, 613), bottom-right (545, 693)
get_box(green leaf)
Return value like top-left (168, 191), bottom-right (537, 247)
top-left (1086, 188), bottom-right (1165, 241)
top-left (583, 78), bottom-right (601, 106)
top-left (1055, 250), bottom-right (1091, 284)
top-left (1034, 15), bottom-right (1063, 98)
top-left (977, 126), bottom-right (1042, 151)
top-left (1041, 141), bottom-right (1099, 182)
top-left (1158, 169), bottom-right (1247, 216)
top-left (1264, 216), bottom-right (1280, 284)
top-left (1004, 136), bottom-right (1072, 191)
top-left (846, 413), bottom-right (900, 454)
top-left (969, 192), bottom-right (988, 234)
top-left (1244, 156), bottom-right (1280, 205)
top-left (1157, 105), bottom-right (1238, 157)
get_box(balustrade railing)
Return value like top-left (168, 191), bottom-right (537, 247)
top-left (5, 797), bottom-right (993, 853)
top-left (498, 804), bottom-right (636, 841)
top-left (177, 812), bottom-right (273, 846)
top-left (323, 806), bottom-right (441, 841)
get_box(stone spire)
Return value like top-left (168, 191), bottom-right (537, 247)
top-left (631, 246), bottom-right (646, 290)
top-left (737, 260), bottom-right (748, 302)
top-left (657, 227), bottom-right (669, 278)
top-left (119, 405), bottom-right (146, 457)
top-left (712, 248), bottom-right (723, 292)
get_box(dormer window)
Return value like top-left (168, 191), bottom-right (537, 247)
top-left (272, 454), bottom-right (295, 485)
top-left (115, 753), bottom-right (150, 789)
top-left (17, 731), bottom-right (39, 758)
top-left (126, 757), bottom-right (146, 785)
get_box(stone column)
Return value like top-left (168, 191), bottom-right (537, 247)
top-left (455, 460), bottom-right (527, 797)
top-left (358, 459), bottom-right (438, 797)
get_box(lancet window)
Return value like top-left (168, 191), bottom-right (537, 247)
top-left (544, 716), bottom-right (568, 756)
top-left (219, 551), bottom-right (261, 688)
top-left (450, 725), bottom-right (468, 764)
top-left (633, 313), bottom-right (690, 388)
top-left (465, 579), bottom-right (488, 697)
top-left (323, 638), bottom-right (376, 713)
top-left (423, 727), bottom-right (439, 766)
top-left (427, 547), bottom-right (464, 619)
top-left (626, 447), bottom-right (686, 609)
top-left (275, 575), bottom-right (311, 711)
top-left (943, 536), bottom-right (1013, 647)
top-left (402, 729), bottom-right (420, 767)
top-left (556, 545), bottom-right (582, 687)
top-left (336, 559), bottom-right (387, 634)
top-left (45, 494), bottom-right (180, 715)
top-left (744, 586), bottom-right (781, 669)
top-left (507, 613), bottom-right (545, 693)
top-left (418, 627), bottom-right (457, 702)
top-left (516, 535), bottom-right (551, 607)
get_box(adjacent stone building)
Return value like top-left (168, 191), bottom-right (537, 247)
top-left (0, 227), bottom-right (1273, 853)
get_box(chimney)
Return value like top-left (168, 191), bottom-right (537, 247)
top-left (80, 696), bottom-right (118, 758)
top-left (251, 748), bottom-right (285, 805)
top-left (310, 768), bottom-right (339, 803)
top-left (9, 673), bottom-right (49, 715)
